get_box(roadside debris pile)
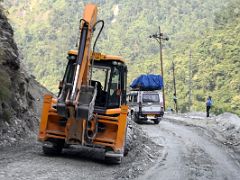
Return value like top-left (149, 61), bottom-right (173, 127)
top-left (114, 119), bottom-right (163, 179)
top-left (165, 112), bottom-right (240, 162)
top-left (213, 113), bottom-right (240, 154)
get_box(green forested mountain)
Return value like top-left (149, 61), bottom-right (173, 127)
top-left (2, 0), bottom-right (240, 115)
top-left (192, 0), bottom-right (240, 114)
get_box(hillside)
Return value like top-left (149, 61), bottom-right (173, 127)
top-left (2, 0), bottom-right (240, 115)
top-left (0, 6), bottom-right (48, 147)
top-left (1, 2), bottom-right (240, 179)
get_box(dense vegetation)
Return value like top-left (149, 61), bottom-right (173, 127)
top-left (2, 0), bottom-right (240, 115)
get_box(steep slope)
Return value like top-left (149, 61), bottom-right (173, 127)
top-left (0, 7), bottom-right (49, 147)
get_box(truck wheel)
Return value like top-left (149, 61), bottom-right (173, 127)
top-left (124, 123), bottom-right (133, 156)
top-left (154, 118), bottom-right (160, 124)
top-left (105, 157), bottom-right (122, 164)
top-left (133, 113), bottom-right (140, 124)
top-left (42, 141), bottom-right (64, 155)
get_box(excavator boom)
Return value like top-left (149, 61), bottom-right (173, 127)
top-left (55, 4), bottom-right (99, 145)
top-left (70, 4), bottom-right (97, 102)
top-left (58, 4), bottom-right (97, 108)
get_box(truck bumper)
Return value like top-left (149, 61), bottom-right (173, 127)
top-left (105, 151), bottom-right (124, 158)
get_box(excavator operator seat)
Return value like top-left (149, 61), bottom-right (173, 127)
top-left (90, 80), bottom-right (107, 107)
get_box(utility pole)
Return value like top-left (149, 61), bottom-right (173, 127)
top-left (188, 50), bottom-right (192, 112)
top-left (172, 60), bottom-right (178, 113)
top-left (149, 26), bottom-right (169, 110)
top-left (158, 26), bottom-right (165, 111)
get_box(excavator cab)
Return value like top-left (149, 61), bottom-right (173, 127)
top-left (63, 50), bottom-right (127, 110)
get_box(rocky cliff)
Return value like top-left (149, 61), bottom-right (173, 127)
top-left (0, 7), bottom-right (49, 147)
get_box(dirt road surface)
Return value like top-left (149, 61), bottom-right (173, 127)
top-left (1, 115), bottom-right (240, 180)
top-left (139, 118), bottom-right (240, 180)
top-left (0, 121), bottom-right (161, 180)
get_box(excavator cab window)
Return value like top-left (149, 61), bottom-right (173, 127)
top-left (91, 66), bottom-right (110, 107)
top-left (91, 66), bottom-right (110, 92)
top-left (58, 55), bottom-right (76, 97)
top-left (108, 67), bottom-right (121, 108)
top-left (64, 59), bottom-right (75, 84)
top-left (107, 63), bottom-right (127, 109)
top-left (91, 61), bottom-right (127, 110)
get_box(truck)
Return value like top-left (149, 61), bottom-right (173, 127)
top-left (128, 74), bottom-right (164, 124)
top-left (38, 3), bottom-right (131, 164)
top-left (128, 90), bottom-right (164, 124)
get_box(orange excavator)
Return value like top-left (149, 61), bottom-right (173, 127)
top-left (38, 4), bottom-right (131, 163)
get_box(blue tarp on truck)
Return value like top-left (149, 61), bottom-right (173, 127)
top-left (130, 74), bottom-right (164, 90)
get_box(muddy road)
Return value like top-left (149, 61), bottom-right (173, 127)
top-left (1, 116), bottom-right (240, 180)
top-left (0, 121), bottom-right (161, 180)
top-left (139, 119), bottom-right (240, 180)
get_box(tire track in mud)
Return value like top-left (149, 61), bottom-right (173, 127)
top-left (139, 120), bottom-right (240, 180)
top-left (0, 121), bottom-right (163, 180)
top-left (164, 115), bottom-right (240, 168)
top-left (184, 145), bottom-right (214, 179)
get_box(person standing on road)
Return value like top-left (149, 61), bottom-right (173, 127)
top-left (173, 93), bottom-right (178, 113)
top-left (206, 96), bottom-right (212, 117)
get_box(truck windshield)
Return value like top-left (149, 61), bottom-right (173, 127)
top-left (142, 94), bottom-right (159, 103)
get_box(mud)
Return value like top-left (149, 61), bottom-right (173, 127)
top-left (0, 119), bottom-right (163, 180)
top-left (139, 120), bottom-right (240, 180)
top-left (1, 113), bottom-right (240, 180)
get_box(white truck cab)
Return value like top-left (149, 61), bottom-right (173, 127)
top-left (128, 90), bottom-right (164, 124)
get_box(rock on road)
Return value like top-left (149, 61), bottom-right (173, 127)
top-left (139, 118), bottom-right (240, 180)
